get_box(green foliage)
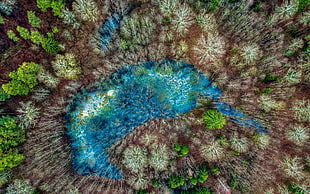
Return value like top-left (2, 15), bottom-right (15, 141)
top-left (207, 0), bottom-right (220, 11)
top-left (119, 39), bottom-right (131, 50)
top-left (231, 150), bottom-right (240, 155)
top-left (210, 166), bottom-right (220, 175)
top-left (0, 149), bottom-right (25, 170)
top-left (41, 37), bottom-right (60, 53)
top-left (304, 35), bottom-right (310, 58)
top-left (27, 11), bottom-right (41, 28)
top-left (46, 32), bottom-right (53, 38)
top-left (0, 169), bottom-right (12, 187)
top-left (167, 175), bottom-right (185, 189)
top-left (284, 49), bottom-right (295, 57)
top-left (30, 30), bottom-right (43, 44)
top-left (160, 16), bottom-right (171, 25)
top-left (181, 187), bottom-right (212, 194)
top-left (298, 0), bottom-right (310, 12)
top-left (16, 26), bottom-right (30, 40)
top-left (151, 179), bottom-right (160, 187)
top-left (263, 73), bottom-right (282, 83)
top-left (0, 14), bottom-right (4, 24)
top-left (287, 183), bottom-right (304, 194)
top-left (190, 0), bottom-right (220, 12)
top-left (2, 62), bottom-right (41, 95)
top-left (251, 0), bottom-right (263, 12)
top-left (0, 116), bottom-right (25, 170)
top-left (189, 164), bottom-right (209, 185)
top-left (0, 116), bottom-right (25, 150)
top-left (202, 110), bottom-right (226, 129)
top-left (136, 190), bottom-right (148, 194)
top-left (36, 0), bottom-right (51, 12)
top-left (0, 87), bottom-right (10, 101)
top-left (36, 0), bottom-right (64, 17)
top-left (51, 0), bottom-right (65, 17)
top-left (216, 136), bottom-right (229, 148)
top-left (262, 88), bottom-right (273, 94)
top-left (173, 143), bottom-right (189, 157)
top-left (7, 30), bottom-right (19, 42)
top-left (228, 173), bottom-right (237, 189)
top-left (52, 27), bottom-right (58, 33)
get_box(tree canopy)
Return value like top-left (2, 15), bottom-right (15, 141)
top-left (2, 62), bottom-right (41, 95)
top-left (0, 116), bottom-right (25, 170)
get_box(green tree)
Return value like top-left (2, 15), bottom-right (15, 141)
top-left (0, 15), bottom-right (4, 24)
top-left (7, 30), bottom-right (19, 42)
top-left (298, 0), bottom-right (310, 12)
top-left (27, 11), bottom-right (41, 28)
top-left (36, 0), bottom-right (51, 12)
top-left (41, 37), bottom-right (60, 53)
top-left (36, 0), bottom-right (65, 17)
top-left (0, 116), bottom-right (25, 150)
top-left (0, 169), bottom-right (12, 187)
top-left (168, 175), bottom-right (184, 189)
top-left (0, 149), bottom-right (25, 170)
top-left (51, 0), bottom-right (65, 17)
top-left (0, 116), bottom-right (25, 170)
top-left (0, 87), bottom-right (10, 101)
top-left (16, 26), bottom-right (30, 40)
top-left (2, 62), bottom-right (41, 95)
top-left (30, 30), bottom-right (43, 44)
top-left (189, 164), bottom-right (209, 185)
top-left (202, 110), bottom-right (226, 129)
top-left (173, 143), bottom-right (189, 157)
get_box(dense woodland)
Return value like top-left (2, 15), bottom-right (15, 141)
top-left (0, 0), bottom-right (309, 193)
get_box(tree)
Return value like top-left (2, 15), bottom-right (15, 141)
top-left (7, 30), bottom-right (19, 42)
top-left (2, 62), bottom-right (41, 95)
top-left (41, 37), bottom-right (60, 53)
top-left (36, 0), bottom-right (52, 12)
top-left (0, 87), bottom-right (10, 101)
top-left (0, 14), bottom-right (4, 24)
top-left (27, 11), bottom-right (41, 28)
top-left (30, 30), bottom-right (43, 44)
top-left (50, 0), bottom-right (65, 17)
top-left (52, 53), bottom-right (81, 79)
top-left (0, 116), bottom-right (25, 170)
top-left (173, 143), bottom-right (189, 157)
top-left (0, 116), bottom-right (25, 151)
top-left (0, 149), bottom-right (25, 170)
top-left (16, 26), bottom-right (30, 40)
top-left (36, 0), bottom-right (65, 17)
top-left (202, 110), bottom-right (226, 129)
top-left (168, 175), bottom-right (185, 189)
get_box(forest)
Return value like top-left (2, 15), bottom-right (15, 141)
top-left (0, 0), bottom-right (309, 193)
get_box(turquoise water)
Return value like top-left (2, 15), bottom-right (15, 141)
top-left (65, 14), bottom-right (267, 179)
top-left (65, 60), bottom-right (267, 179)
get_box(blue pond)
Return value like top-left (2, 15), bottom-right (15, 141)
top-left (65, 13), bottom-right (266, 179)
top-left (65, 60), bottom-right (267, 179)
